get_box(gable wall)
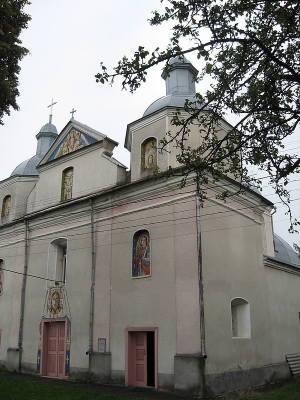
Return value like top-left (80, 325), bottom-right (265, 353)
top-left (27, 150), bottom-right (126, 213)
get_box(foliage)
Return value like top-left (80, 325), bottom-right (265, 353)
top-left (96, 0), bottom-right (300, 232)
top-left (0, 0), bottom-right (31, 125)
top-left (293, 243), bottom-right (300, 259)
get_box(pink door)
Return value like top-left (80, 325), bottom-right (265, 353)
top-left (47, 322), bottom-right (65, 377)
top-left (133, 332), bottom-right (147, 386)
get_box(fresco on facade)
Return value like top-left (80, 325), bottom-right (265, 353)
top-left (1, 195), bottom-right (11, 217)
top-left (61, 168), bottom-right (73, 201)
top-left (141, 138), bottom-right (157, 170)
top-left (0, 259), bottom-right (3, 295)
top-left (47, 288), bottom-right (64, 316)
top-left (132, 230), bottom-right (151, 277)
top-left (43, 286), bottom-right (71, 319)
top-left (48, 128), bottom-right (96, 161)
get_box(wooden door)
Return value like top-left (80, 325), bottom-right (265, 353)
top-left (133, 332), bottom-right (147, 386)
top-left (47, 322), bottom-right (65, 377)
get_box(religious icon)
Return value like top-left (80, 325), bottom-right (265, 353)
top-left (1, 196), bottom-right (11, 217)
top-left (54, 129), bottom-right (91, 159)
top-left (47, 288), bottom-right (63, 315)
top-left (61, 168), bottom-right (73, 201)
top-left (142, 138), bottom-right (157, 170)
top-left (132, 231), bottom-right (151, 277)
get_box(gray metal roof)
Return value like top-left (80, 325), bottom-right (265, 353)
top-left (38, 122), bottom-right (58, 135)
top-left (10, 154), bottom-right (43, 176)
top-left (143, 93), bottom-right (199, 117)
top-left (272, 233), bottom-right (300, 268)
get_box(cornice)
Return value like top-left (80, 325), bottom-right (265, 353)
top-left (264, 256), bottom-right (300, 276)
top-left (0, 175), bottom-right (38, 188)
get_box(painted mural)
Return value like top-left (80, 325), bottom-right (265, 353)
top-left (132, 230), bottom-right (151, 277)
top-left (1, 195), bottom-right (11, 217)
top-left (48, 288), bottom-right (64, 316)
top-left (141, 138), bottom-right (157, 170)
top-left (0, 259), bottom-right (3, 295)
top-left (48, 128), bottom-right (96, 161)
top-left (43, 286), bottom-right (71, 319)
top-left (61, 168), bottom-right (73, 201)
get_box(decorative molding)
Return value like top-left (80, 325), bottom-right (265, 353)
top-left (264, 257), bottom-right (300, 276)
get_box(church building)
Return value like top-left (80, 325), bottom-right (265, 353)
top-left (0, 57), bottom-right (300, 397)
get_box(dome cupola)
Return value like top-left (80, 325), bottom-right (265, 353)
top-left (143, 56), bottom-right (199, 117)
top-left (10, 122), bottom-right (58, 177)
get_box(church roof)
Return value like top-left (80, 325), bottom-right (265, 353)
top-left (272, 233), bottom-right (300, 268)
top-left (10, 155), bottom-right (43, 177)
top-left (10, 122), bottom-right (58, 177)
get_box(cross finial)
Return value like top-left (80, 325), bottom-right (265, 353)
top-left (70, 108), bottom-right (76, 119)
top-left (47, 98), bottom-right (57, 124)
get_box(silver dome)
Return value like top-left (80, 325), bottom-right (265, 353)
top-left (273, 233), bottom-right (300, 267)
top-left (10, 122), bottom-right (58, 177)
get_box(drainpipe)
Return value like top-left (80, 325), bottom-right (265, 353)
top-left (87, 199), bottom-right (96, 355)
top-left (18, 218), bottom-right (29, 371)
top-left (195, 177), bottom-right (207, 358)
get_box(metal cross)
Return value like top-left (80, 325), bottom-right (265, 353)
top-left (47, 98), bottom-right (57, 124)
top-left (70, 108), bottom-right (76, 119)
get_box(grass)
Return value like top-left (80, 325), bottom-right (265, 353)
top-left (0, 375), bottom-right (138, 400)
top-left (0, 374), bottom-right (300, 399)
top-left (233, 376), bottom-right (300, 400)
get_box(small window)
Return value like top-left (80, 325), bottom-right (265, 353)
top-left (47, 239), bottom-right (67, 287)
top-left (61, 168), bottom-right (74, 201)
top-left (231, 298), bottom-right (251, 338)
top-left (1, 195), bottom-right (11, 217)
top-left (132, 230), bottom-right (151, 278)
top-left (0, 259), bottom-right (3, 295)
top-left (141, 138), bottom-right (157, 170)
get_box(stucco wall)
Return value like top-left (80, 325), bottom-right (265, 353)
top-left (200, 196), bottom-right (300, 375)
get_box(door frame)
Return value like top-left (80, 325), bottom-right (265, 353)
top-left (40, 318), bottom-right (67, 378)
top-left (125, 327), bottom-right (158, 389)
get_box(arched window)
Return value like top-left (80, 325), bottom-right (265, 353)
top-left (47, 238), bottom-right (67, 288)
top-left (231, 298), bottom-right (251, 338)
top-left (0, 259), bottom-right (3, 295)
top-left (141, 138), bottom-right (157, 170)
top-left (1, 195), bottom-right (11, 217)
top-left (132, 230), bottom-right (151, 278)
top-left (61, 167), bottom-right (74, 201)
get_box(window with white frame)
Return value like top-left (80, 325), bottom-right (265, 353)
top-left (47, 238), bottom-right (67, 287)
top-left (231, 298), bottom-right (251, 338)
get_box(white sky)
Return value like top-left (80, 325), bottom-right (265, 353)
top-left (1, 0), bottom-right (299, 247)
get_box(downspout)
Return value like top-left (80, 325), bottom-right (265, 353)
top-left (87, 199), bottom-right (96, 355)
top-left (196, 176), bottom-right (207, 358)
top-left (18, 218), bottom-right (29, 371)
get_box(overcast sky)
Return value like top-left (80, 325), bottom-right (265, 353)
top-left (1, 0), bottom-right (299, 246)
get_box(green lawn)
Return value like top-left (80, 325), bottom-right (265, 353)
top-left (0, 374), bottom-right (300, 400)
top-left (0, 376), bottom-right (138, 400)
top-left (236, 376), bottom-right (300, 400)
